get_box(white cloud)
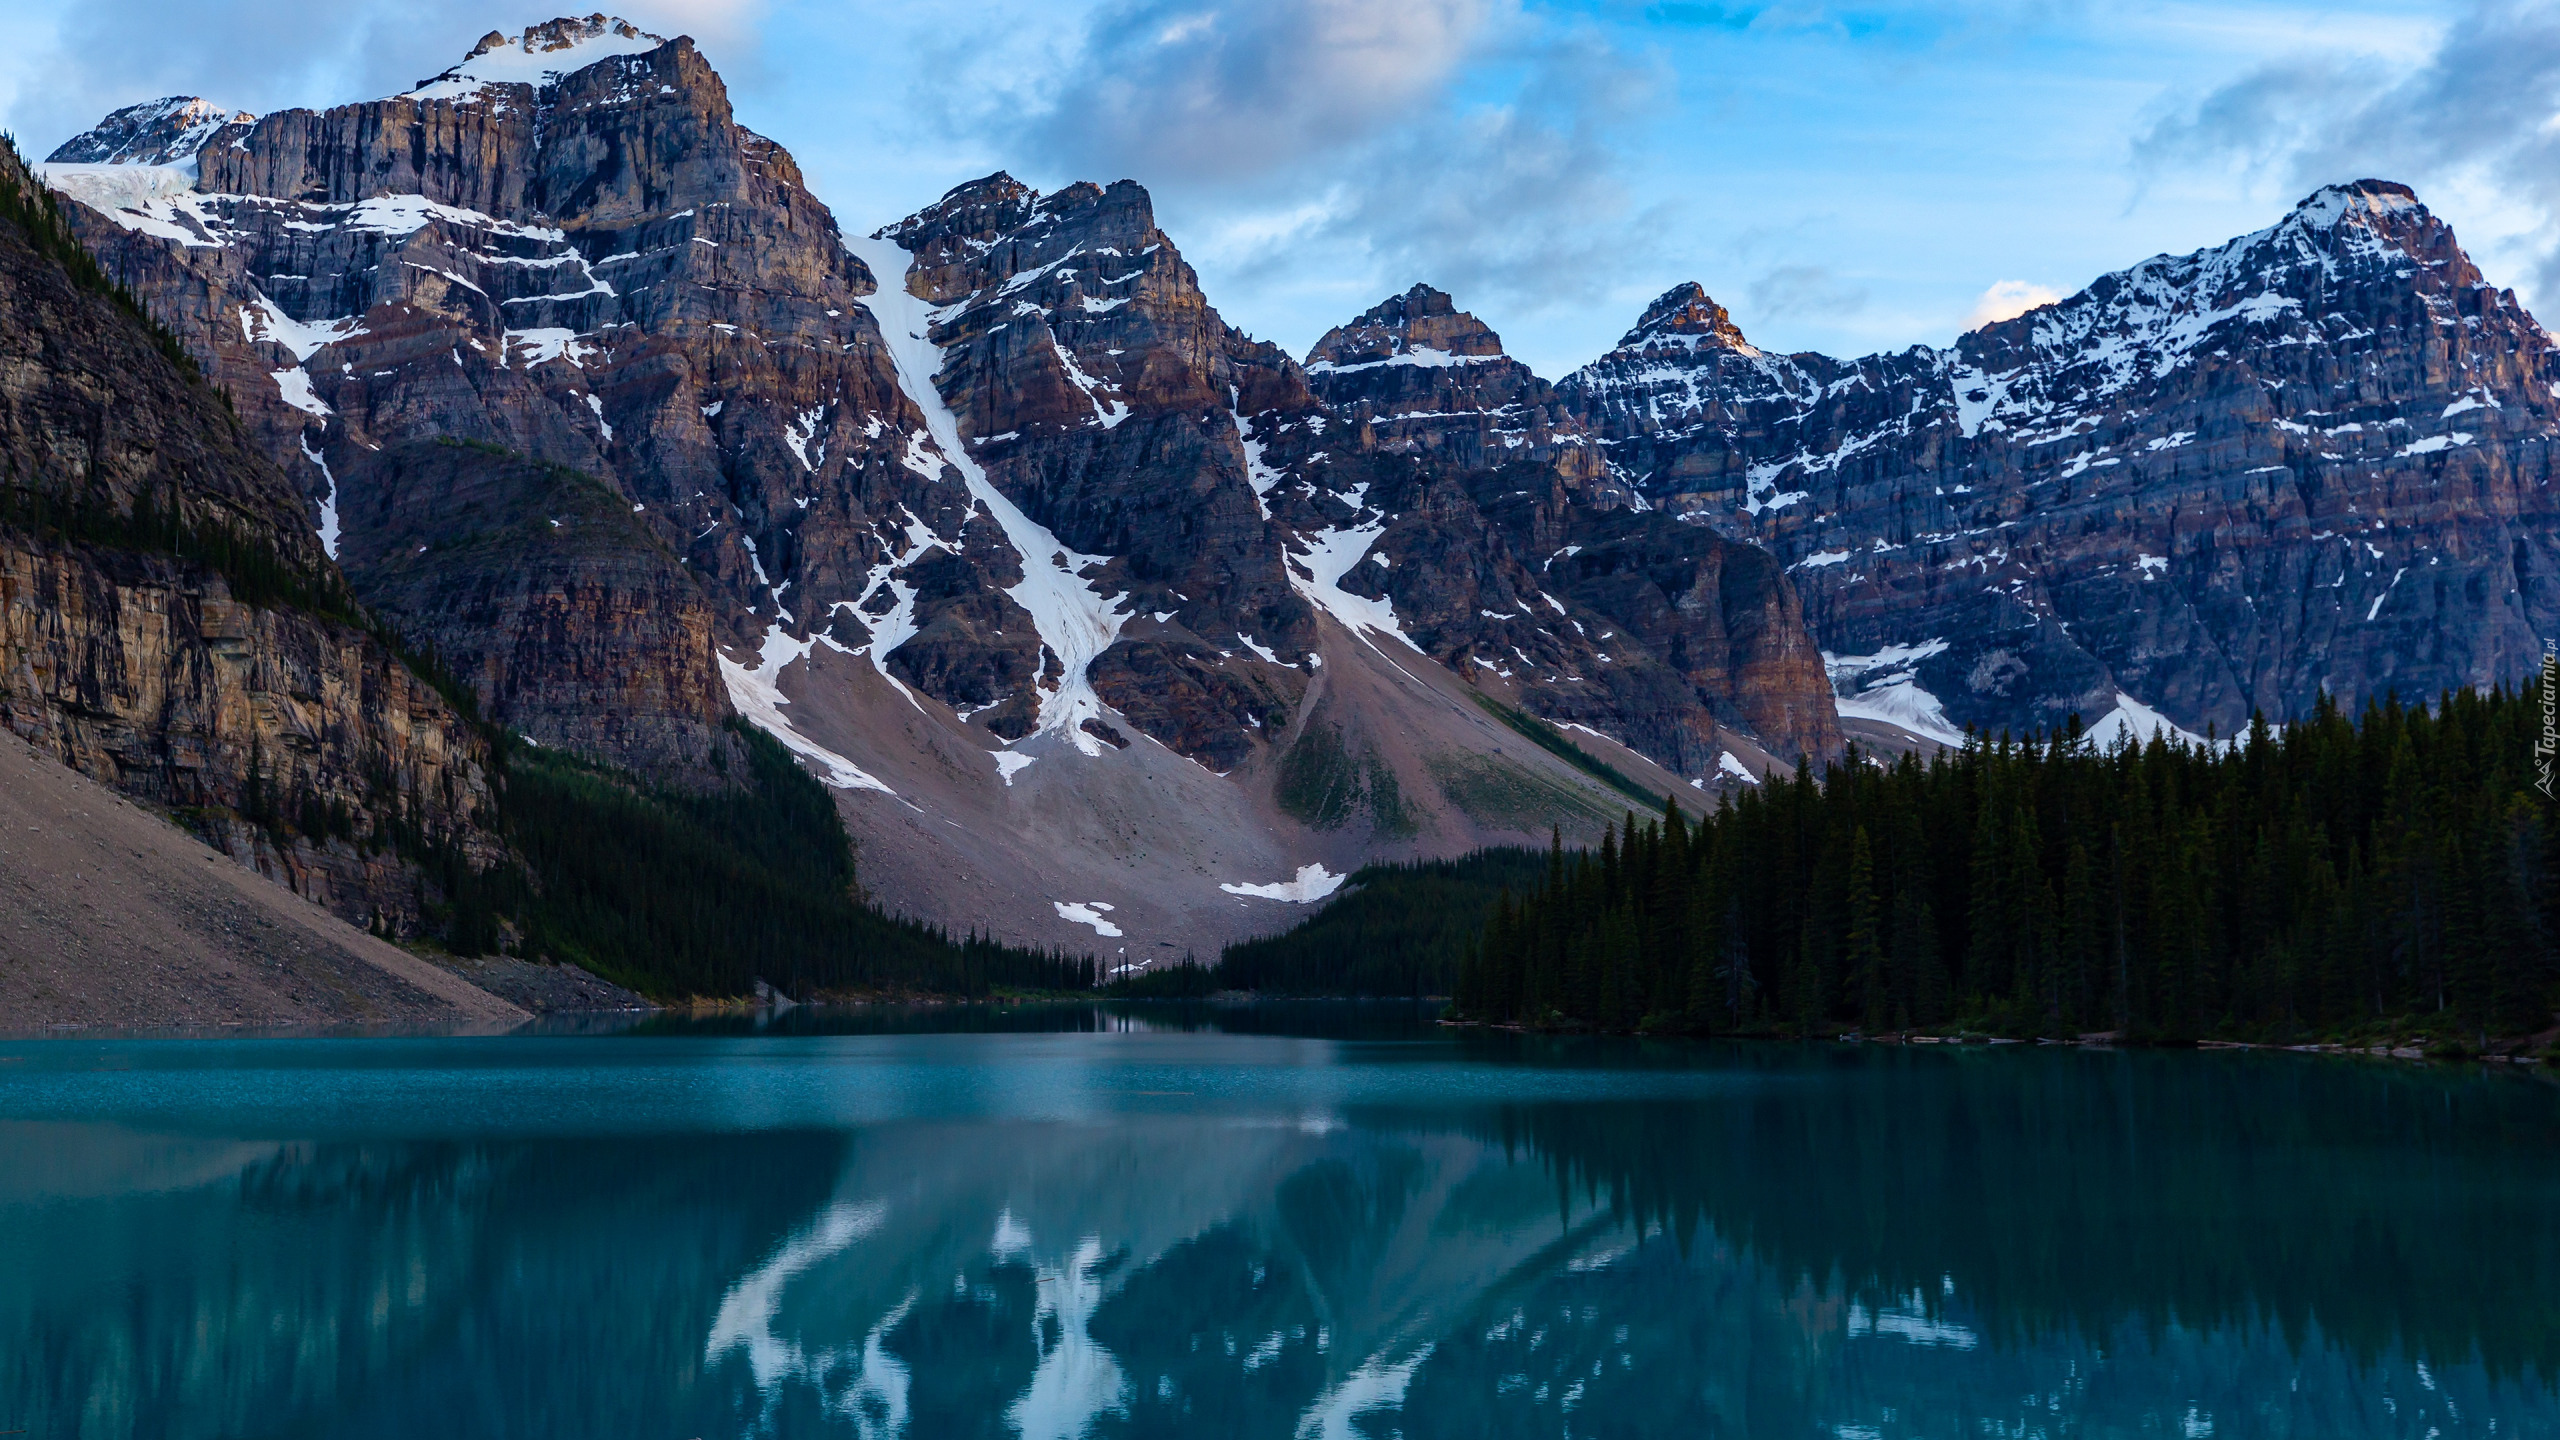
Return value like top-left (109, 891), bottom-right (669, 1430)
top-left (1021, 0), bottom-right (1510, 185)
top-left (1962, 279), bottom-right (2063, 330)
top-left (2134, 0), bottom-right (2560, 310)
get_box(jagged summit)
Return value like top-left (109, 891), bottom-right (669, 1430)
top-left (876, 171), bottom-right (1039, 255)
top-left (882, 172), bottom-right (1176, 315)
top-left (880, 171), bottom-right (1164, 254)
top-left (1305, 284), bottom-right (1505, 371)
top-left (405, 14), bottom-right (666, 97)
top-left (2293, 178), bottom-right (2422, 223)
top-left (45, 96), bottom-right (255, 168)
top-left (939, 171), bottom-right (1031, 206)
top-left (1617, 282), bottom-right (1756, 353)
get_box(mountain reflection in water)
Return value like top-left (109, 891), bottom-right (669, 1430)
top-left (0, 1008), bottom-right (2554, 1438)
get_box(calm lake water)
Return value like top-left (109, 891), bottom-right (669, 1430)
top-left (3, 1004), bottom-right (2557, 1439)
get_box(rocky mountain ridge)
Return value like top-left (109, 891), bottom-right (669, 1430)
top-left (34, 15), bottom-right (2549, 956)
top-left (1564, 181), bottom-right (2559, 742)
top-left (39, 19), bottom-right (1780, 958)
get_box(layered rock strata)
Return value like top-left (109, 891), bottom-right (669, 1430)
top-left (0, 143), bottom-right (495, 932)
top-left (332, 439), bottom-right (738, 778)
top-left (41, 17), bottom-right (965, 781)
top-left (1565, 185), bottom-right (2560, 741)
top-left (1285, 284), bottom-right (1840, 769)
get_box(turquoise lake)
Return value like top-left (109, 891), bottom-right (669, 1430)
top-left (3, 1005), bottom-right (2556, 1438)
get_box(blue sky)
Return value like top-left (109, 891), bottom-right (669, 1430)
top-left (0, 0), bottom-right (2533, 377)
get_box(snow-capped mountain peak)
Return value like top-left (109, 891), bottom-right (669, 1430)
top-left (45, 96), bottom-right (255, 170)
top-left (404, 15), bottom-right (666, 99)
top-left (1573, 174), bottom-right (2554, 753)
top-left (1616, 282), bottom-right (1759, 355)
top-left (2290, 178), bottom-right (2423, 231)
top-left (1304, 284), bottom-right (1507, 373)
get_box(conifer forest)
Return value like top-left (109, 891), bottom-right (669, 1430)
top-left (1454, 689), bottom-right (2559, 1044)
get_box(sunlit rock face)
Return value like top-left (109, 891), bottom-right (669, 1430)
top-left (0, 141), bottom-right (495, 928)
top-left (1566, 182), bottom-right (2560, 741)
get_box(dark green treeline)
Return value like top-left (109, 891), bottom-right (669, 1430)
top-left (446, 725), bottom-right (1099, 999)
top-left (1219, 850), bottom-right (1549, 996)
top-left (1455, 689), bottom-right (2559, 1041)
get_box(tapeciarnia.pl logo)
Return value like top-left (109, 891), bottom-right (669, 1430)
top-left (2540, 639), bottom-right (2558, 800)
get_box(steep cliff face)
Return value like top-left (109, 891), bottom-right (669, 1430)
top-left (1305, 283), bottom-right (1606, 484)
top-left (41, 16), bottom-right (970, 782)
top-left (873, 173), bottom-right (1317, 767)
top-left (332, 439), bottom-right (734, 778)
top-left (0, 145), bottom-right (494, 931)
top-left (862, 186), bottom-right (1841, 776)
top-left (1286, 284), bottom-right (1841, 770)
top-left (1566, 183), bottom-right (2560, 742)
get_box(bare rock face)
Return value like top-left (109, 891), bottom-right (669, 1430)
top-left (1305, 284), bottom-right (1610, 486)
top-left (868, 189), bottom-right (1840, 775)
top-left (41, 20), bottom-right (983, 783)
top-left (331, 440), bottom-right (739, 780)
top-left (878, 172), bottom-right (1317, 767)
top-left (1308, 283), bottom-right (1506, 362)
top-left (1277, 285), bottom-right (1842, 770)
top-left (0, 144), bottom-right (493, 932)
top-left (1565, 182), bottom-right (2560, 741)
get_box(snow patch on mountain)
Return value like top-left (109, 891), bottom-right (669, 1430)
top-left (35, 164), bottom-right (224, 246)
top-left (403, 17), bottom-right (665, 100)
top-left (1826, 640), bottom-right (1964, 747)
top-left (1231, 402), bottom-right (1281, 520)
top-left (1052, 901), bottom-right (1122, 937)
top-left (1304, 347), bottom-right (1500, 376)
top-left (720, 628), bottom-right (898, 795)
top-left (270, 369), bottom-right (331, 417)
top-left (1287, 517), bottom-right (1420, 656)
top-left (244, 294), bottom-right (365, 361)
top-left (302, 435), bottom-right (341, 560)
top-left (834, 510), bottom-right (948, 710)
top-left (504, 327), bottom-right (595, 368)
top-left (1220, 864), bottom-right (1348, 903)
top-left (2082, 692), bottom-right (2210, 751)
top-left (848, 231), bottom-right (1133, 755)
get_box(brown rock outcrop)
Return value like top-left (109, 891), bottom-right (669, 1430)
top-left (332, 439), bottom-right (740, 779)
top-left (44, 20), bottom-right (985, 783)
top-left (0, 143), bottom-right (495, 932)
